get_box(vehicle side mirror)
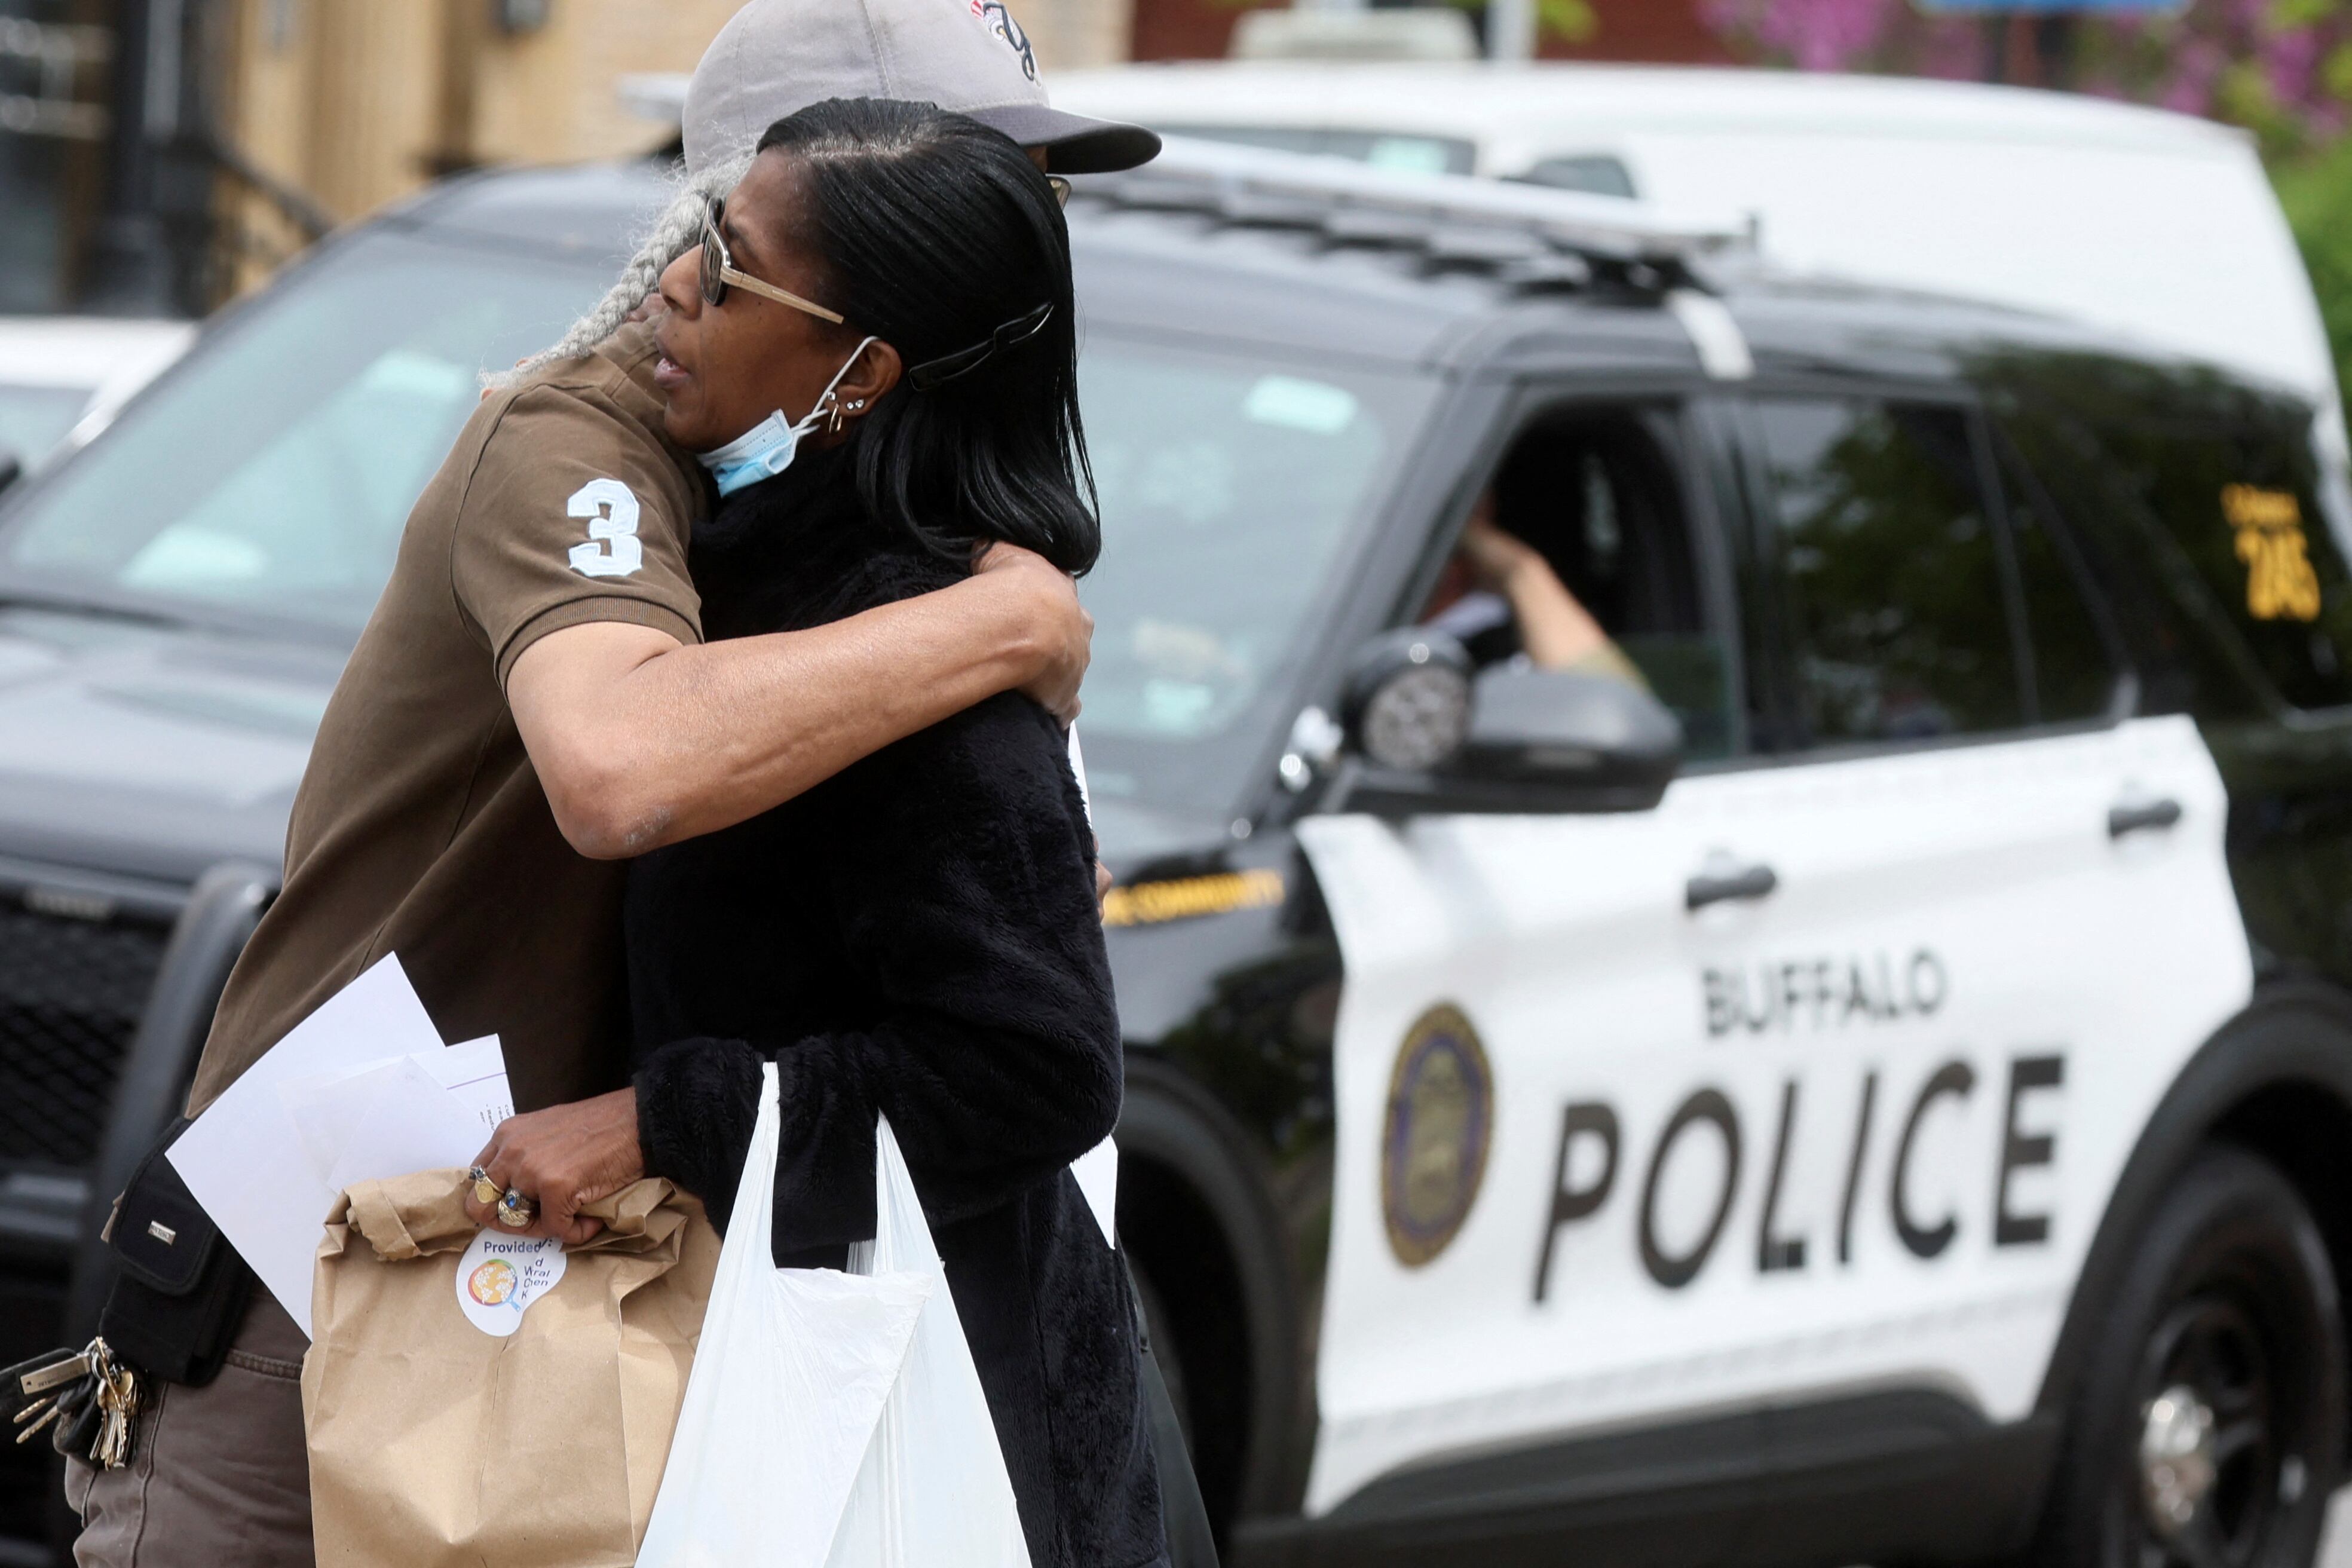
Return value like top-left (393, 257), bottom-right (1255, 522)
top-left (1328, 628), bottom-right (1683, 816)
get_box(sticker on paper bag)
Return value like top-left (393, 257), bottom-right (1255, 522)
top-left (455, 1229), bottom-right (566, 1337)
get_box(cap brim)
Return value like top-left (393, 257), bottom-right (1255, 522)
top-left (961, 103), bottom-right (1162, 174)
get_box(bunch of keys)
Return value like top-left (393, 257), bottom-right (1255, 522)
top-left (2, 1339), bottom-right (139, 1469)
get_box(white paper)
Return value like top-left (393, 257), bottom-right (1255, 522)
top-left (168, 957), bottom-right (460, 1338)
top-left (1072, 1137), bottom-right (1118, 1248)
top-left (277, 1037), bottom-right (509, 1194)
top-left (281, 1057), bottom-right (490, 1199)
top-left (422, 1036), bottom-right (513, 1132)
top-left (1064, 725), bottom-right (1119, 1250)
top-left (1067, 726), bottom-right (1092, 817)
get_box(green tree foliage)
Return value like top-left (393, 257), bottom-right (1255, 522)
top-left (1698, 2), bottom-right (2352, 440)
top-left (2274, 139), bottom-right (2352, 402)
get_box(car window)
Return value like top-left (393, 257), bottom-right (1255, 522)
top-left (2121, 421), bottom-right (2352, 712)
top-left (1755, 398), bottom-right (2023, 745)
top-left (2000, 457), bottom-right (2122, 723)
top-left (1076, 341), bottom-right (1435, 810)
top-left (0, 234), bottom-right (613, 635)
top-left (1420, 402), bottom-right (1734, 760)
top-left (1509, 155), bottom-right (1638, 200)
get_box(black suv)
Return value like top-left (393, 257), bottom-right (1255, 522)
top-left (3, 146), bottom-right (2351, 1568)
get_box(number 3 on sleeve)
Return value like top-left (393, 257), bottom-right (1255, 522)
top-left (566, 479), bottom-right (644, 580)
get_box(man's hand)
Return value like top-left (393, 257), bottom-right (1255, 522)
top-left (975, 542), bottom-right (1090, 726)
top-left (464, 1088), bottom-right (645, 1245)
top-left (1458, 516), bottom-right (1546, 592)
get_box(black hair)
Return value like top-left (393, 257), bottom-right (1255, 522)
top-left (755, 97), bottom-right (1098, 575)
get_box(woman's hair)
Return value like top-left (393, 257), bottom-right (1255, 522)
top-left (757, 97), bottom-right (1099, 576)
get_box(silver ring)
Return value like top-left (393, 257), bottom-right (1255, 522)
top-left (495, 1188), bottom-right (536, 1229)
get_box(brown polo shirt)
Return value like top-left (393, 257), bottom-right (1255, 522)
top-left (188, 323), bottom-right (706, 1116)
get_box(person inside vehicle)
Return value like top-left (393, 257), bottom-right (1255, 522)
top-left (466, 98), bottom-right (1162, 1567)
top-left (1424, 488), bottom-right (1650, 688)
top-left (63, 3), bottom-right (1169, 1566)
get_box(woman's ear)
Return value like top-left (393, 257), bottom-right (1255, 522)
top-left (832, 339), bottom-right (904, 428)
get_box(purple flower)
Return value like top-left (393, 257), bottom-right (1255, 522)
top-left (1699, 0), bottom-right (2348, 150)
top-left (1704, 0), bottom-right (1892, 71)
top-left (2263, 25), bottom-right (2320, 108)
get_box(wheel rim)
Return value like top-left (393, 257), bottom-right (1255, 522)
top-left (2125, 1295), bottom-right (2287, 1568)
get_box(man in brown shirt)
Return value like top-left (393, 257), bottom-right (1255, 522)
top-left (73, 306), bottom-right (1089, 1568)
top-left (186, 314), bottom-right (1084, 1122)
top-left (66, 1), bottom-right (1165, 1560)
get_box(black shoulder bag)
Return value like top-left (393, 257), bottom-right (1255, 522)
top-left (1, 1118), bottom-right (255, 1468)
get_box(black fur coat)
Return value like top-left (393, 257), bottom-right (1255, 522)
top-left (624, 448), bottom-right (1166, 1567)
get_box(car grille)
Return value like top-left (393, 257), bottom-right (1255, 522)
top-left (0, 907), bottom-right (169, 1169)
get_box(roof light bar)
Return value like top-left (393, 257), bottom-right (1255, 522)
top-left (1076, 134), bottom-right (1749, 267)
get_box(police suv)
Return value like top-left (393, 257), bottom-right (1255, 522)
top-left (0, 138), bottom-right (2345, 1568)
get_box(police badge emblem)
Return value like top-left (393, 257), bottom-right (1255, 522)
top-left (1381, 1003), bottom-right (1494, 1267)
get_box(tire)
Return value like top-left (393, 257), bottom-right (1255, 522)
top-left (2034, 1146), bottom-right (2346, 1568)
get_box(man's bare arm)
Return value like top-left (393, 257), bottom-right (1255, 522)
top-left (510, 545), bottom-right (1089, 859)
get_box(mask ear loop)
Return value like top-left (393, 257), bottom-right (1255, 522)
top-left (808, 335), bottom-right (881, 440)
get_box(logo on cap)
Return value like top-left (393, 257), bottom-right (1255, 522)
top-left (971, 0), bottom-right (1037, 81)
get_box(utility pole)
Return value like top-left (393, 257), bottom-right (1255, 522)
top-left (1489, 0), bottom-right (1536, 61)
top-left (1982, 11), bottom-right (2008, 83)
top-left (2034, 14), bottom-right (2077, 87)
top-left (81, 0), bottom-right (177, 314)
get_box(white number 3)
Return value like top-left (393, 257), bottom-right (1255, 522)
top-left (565, 478), bottom-right (644, 579)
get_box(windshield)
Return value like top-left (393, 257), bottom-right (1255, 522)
top-left (0, 233), bottom-right (614, 634)
top-left (0, 227), bottom-right (1431, 817)
top-left (1074, 338), bottom-right (1431, 813)
top-left (0, 384), bottom-right (93, 468)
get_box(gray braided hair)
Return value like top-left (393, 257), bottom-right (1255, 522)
top-left (485, 150), bottom-right (755, 390)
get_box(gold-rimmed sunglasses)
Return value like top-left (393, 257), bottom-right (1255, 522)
top-left (699, 196), bottom-right (844, 324)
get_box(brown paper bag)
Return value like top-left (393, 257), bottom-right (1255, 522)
top-left (302, 1169), bottom-right (719, 1567)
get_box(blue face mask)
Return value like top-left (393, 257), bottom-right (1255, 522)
top-left (697, 336), bottom-right (880, 498)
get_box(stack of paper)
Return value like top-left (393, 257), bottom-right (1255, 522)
top-left (167, 957), bottom-right (511, 1338)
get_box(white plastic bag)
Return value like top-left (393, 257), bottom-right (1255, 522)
top-left (636, 1064), bottom-right (1034, 1568)
top-left (635, 1064), bottom-right (932, 1568)
top-left (828, 1116), bottom-right (1032, 1568)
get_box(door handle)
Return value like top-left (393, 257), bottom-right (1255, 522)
top-left (2108, 798), bottom-right (2183, 840)
top-left (1686, 862), bottom-right (1778, 911)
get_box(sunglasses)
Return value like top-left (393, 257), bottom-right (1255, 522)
top-left (699, 197), bottom-right (844, 324)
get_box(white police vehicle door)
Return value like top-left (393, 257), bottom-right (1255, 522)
top-left (1296, 393), bottom-right (2252, 1517)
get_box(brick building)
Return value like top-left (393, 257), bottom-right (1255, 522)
top-left (2, 0), bottom-right (1732, 317)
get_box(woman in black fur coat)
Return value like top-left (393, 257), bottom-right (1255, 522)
top-left (470, 100), bottom-right (1163, 1566)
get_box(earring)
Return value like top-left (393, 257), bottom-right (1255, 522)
top-left (825, 396), bottom-right (846, 436)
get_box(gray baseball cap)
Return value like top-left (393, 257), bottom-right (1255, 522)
top-left (682, 0), bottom-right (1160, 177)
